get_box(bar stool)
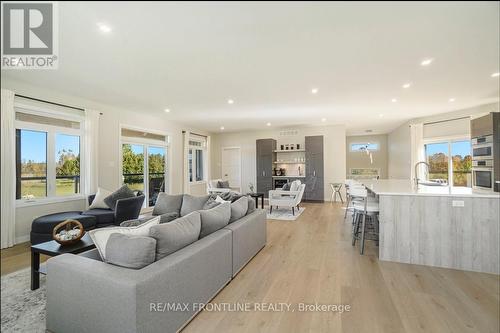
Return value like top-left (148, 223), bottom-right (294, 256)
top-left (344, 180), bottom-right (374, 221)
top-left (350, 187), bottom-right (379, 254)
top-left (329, 183), bottom-right (344, 203)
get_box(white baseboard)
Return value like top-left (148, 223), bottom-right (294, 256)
top-left (15, 235), bottom-right (30, 245)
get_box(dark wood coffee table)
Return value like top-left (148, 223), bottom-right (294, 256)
top-left (30, 233), bottom-right (95, 290)
top-left (248, 192), bottom-right (265, 209)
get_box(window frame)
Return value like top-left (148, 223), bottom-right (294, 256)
top-left (119, 124), bottom-right (171, 208)
top-left (14, 104), bottom-right (85, 207)
top-left (350, 142), bottom-right (380, 153)
top-left (188, 135), bottom-right (207, 184)
top-left (423, 135), bottom-right (471, 188)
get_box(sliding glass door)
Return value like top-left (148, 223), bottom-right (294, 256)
top-left (425, 139), bottom-right (471, 187)
top-left (122, 143), bottom-right (167, 206)
top-left (148, 146), bottom-right (166, 206)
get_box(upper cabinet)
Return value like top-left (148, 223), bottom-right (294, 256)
top-left (471, 113), bottom-right (497, 138)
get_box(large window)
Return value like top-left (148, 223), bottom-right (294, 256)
top-left (425, 139), bottom-right (471, 187)
top-left (17, 130), bottom-right (47, 199)
top-left (55, 134), bottom-right (80, 196)
top-left (121, 128), bottom-right (169, 207)
top-left (15, 110), bottom-right (83, 201)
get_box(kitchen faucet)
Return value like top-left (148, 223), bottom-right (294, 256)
top-left (414, 161), bottom-right (430, 187)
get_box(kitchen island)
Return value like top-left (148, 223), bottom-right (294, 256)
top-left (360, 179), bottom-right (500, 274)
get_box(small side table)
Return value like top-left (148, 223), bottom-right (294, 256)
top-left (330, 183), bottom-right (344, 203)
top-left (247, 192), bottom-right (265, 209)
top-left (30, 233), bottom-right (95, 290)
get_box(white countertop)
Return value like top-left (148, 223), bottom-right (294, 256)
top-left (272, 175), bottom-right (305, 178)
top-left (359, 179), bottom-right (500, 198)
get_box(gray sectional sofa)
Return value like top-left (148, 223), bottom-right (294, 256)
top-left (46, 203), bottom-right (266, 333)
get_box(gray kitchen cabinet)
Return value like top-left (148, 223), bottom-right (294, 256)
top-left (256, 139), bottom-right (276, 197)
top-left (304, 135), bottom-right (324, 201)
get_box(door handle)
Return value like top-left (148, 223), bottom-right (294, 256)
top-left (313, 170), bottom-right (316, 177)
top-left (263, 171), bottom-right (265, 177)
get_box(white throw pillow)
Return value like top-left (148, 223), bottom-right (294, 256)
top-left (215, 195), bottom-right (230, 203)
top-left (88, 187), bottom-right (113, 209)
top-left (89, 216), bottom-right (161, 259)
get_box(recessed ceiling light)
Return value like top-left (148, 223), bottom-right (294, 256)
top-left (97, 23), bottom-right (112, 33)
top-left (321, 118), bottom-right (326, 122)
top-left (449, 98), bottom-right (456, 102)
top-left (402, 83), bottom-right (411, 89)
top-left (266, 122), bottom-right (271, 127)
top-left (391, 98), bottom-right (397, 103)
top-left (492, 72), bottom-right (500, 77)
top-left (164, 108), bottom-right (170, 113)
top-left (220, 126), bottom-right (225, 130)
top-left (420, 58), bottom-right (433, 66)
top-left (379, 114), bottom-right (384, 118)
top-left (311, 88), bottom-right (319, 94)
top-left (227, 99), bottom-right (234, 104)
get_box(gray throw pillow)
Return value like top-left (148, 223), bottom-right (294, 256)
top-left (149, 211), bottom-right (201, 260)
top-left (246, 197), bottom-right (256, 214)
top-left (105, 233), bottom-right (156, 269)
top-left (180, 194), bottom-right (209, 216)
top-left (282, 183), bottom-right (291, 191)
top-left (217, 180), bottom-right (230, 188)
top-left (199, 202), bottom-right (231, 238)
top-left (104, 185), bottom-right (135, 210)
top-left (159, 212), bottom-right (179, 224)
top-left (120, 217), bottom-right (154, 227)
top-left (153, 193), bottom-right (183, 216)
top-left (230, 196), bottom-right (249, 223)
top-left (203, 197), bottom-right (221, 210)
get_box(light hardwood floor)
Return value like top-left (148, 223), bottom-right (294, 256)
top-left (1, 202), bottom-right (499, 333)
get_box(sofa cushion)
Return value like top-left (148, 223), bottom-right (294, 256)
top-left (105, 233), bottom-right (156, 269)
top-left (149, 211), bottom-right (201, 260)
top-left (159, 212), bottom-right (180, 223)
top-left (180, 194), bottom-right (209, 216)
top-left (88, 188), bottom-right (112, 209)
top-left (89, 216), bottom-right (160, 259)
top-left (104, 185), bottom-right (135, 210)
top-left (31, 211), bottom-right (96, 234)
top-left (246, 197), bottom-right (256, 215)
top-left (230, 196), bottom-right (248, 223)
top-left (153, 193), bottom-right (183, 216)
top-left (199, 202), bottom-right (231, 238)
top-left (217, 180), bottom-right (230, 188)
top-left (82, 209), bottom-right (115, 225)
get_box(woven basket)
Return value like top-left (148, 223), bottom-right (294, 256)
top-left (52, 219), bottom-right (85, 245)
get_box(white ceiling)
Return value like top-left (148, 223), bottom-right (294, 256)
top-left (2, 1), bottom-right (499, 134)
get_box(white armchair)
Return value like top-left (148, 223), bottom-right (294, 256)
top-left (207, 179), bottom-right (235, 194)
top-left (268, 181), bottom-right (306, 215)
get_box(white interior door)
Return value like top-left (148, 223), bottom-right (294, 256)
top-left (222, 147), bottom-right (241, 191)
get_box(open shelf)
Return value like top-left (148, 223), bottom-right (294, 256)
top-left (273, 149), bottom-right (306, 153)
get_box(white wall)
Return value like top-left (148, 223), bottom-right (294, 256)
top-left (1, 77), bottom-right (209, 243)
top-left (346, 134), bottom-right (388, 178)
top-left (388, 121), bottom-right (411, 179)
top-left (211, 125), bottom-right (346, 200)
